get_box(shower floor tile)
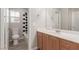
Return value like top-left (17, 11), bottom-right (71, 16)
top-left (9, 39), bottom-right (28, 50)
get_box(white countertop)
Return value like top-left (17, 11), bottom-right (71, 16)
top-left (37, 28), bottom-right (79, 44)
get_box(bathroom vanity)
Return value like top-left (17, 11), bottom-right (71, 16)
top-left (37, 29), bottom-right (79, 50)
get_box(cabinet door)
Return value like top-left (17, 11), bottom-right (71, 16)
top-left (42, 34), bottom-right (59, 50)
top-left (42, 33), bottom-right (49, 50)
top-left (37, 32), bottom-right (43, 50)
top-left (60, 39), bottom-right (79, 50)
top-left (47, 35), bottom-right (59, 50)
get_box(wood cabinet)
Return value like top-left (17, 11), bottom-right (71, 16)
top-left (60, 39), bottom-right (79, 50)
top-left (42, 33), bottom-right (49, 50)
top-left (37, 32), bottom-right (43, 50)
top-left (37, 32), bottom-right (59, 50)
top-left (42, 33), bottom-right (59, 50)
top-left (37, 31), bottom-right (79, 50)
top-left (44, 35), bottom-right (59, 50)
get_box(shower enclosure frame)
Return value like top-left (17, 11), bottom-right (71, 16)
top-left (0, 8), bottom-right (9, 50)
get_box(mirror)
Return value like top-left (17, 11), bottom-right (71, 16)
top-left (46, 8), bottom-right (79, 31)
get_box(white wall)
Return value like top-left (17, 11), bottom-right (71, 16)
top-left (46, 8), bottom-right (62, 30)
top-left (46, 8), bottom-right (56, 29)
top-left (29, 8), bottom-right (46, 49)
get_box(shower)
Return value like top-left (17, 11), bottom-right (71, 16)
top-left (2, 8), bottom-right (29, 50)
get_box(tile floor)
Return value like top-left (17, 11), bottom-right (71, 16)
top-left (9, 39), bottom-right (28, 50)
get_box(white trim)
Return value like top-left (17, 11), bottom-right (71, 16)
top-left (28, 8), bottom-right (32, 50)
top-left (4, 8), bottom-right (9, 50)
top-left (0, 8), bottom-right (9, 50)
top-left (0, 9), bottom-right (5, 49)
